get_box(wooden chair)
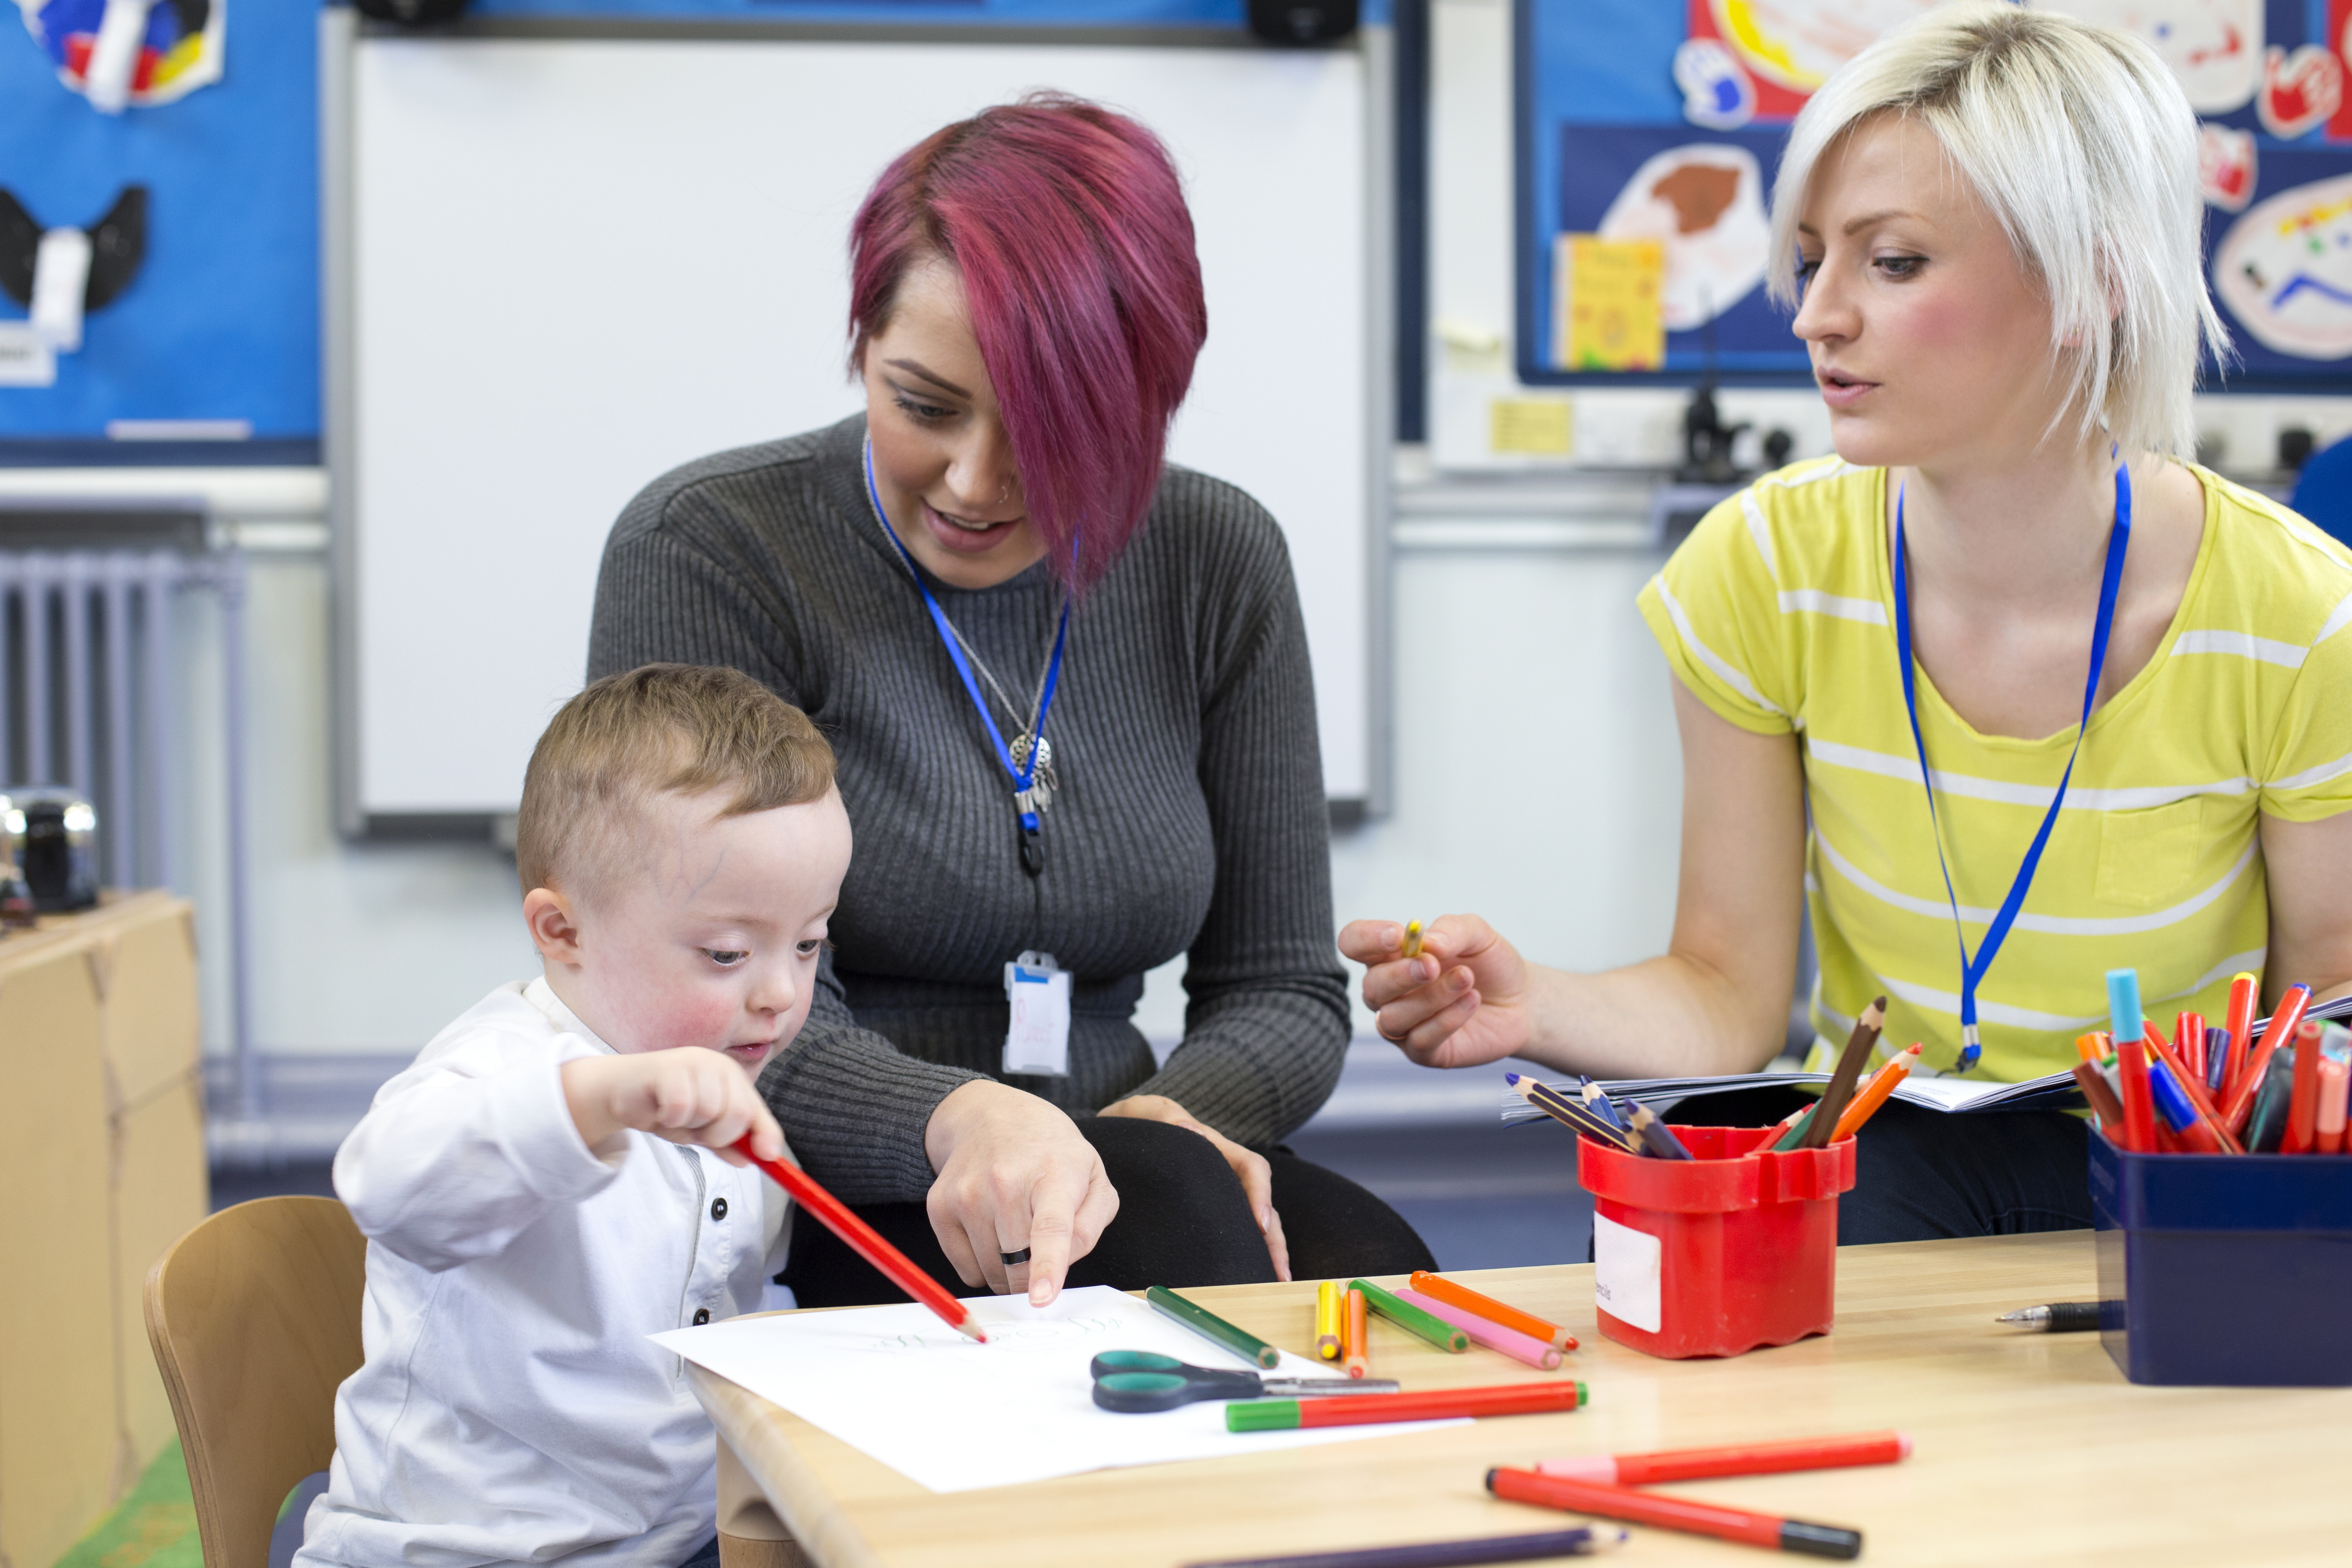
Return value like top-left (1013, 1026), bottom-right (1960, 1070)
top-left (144, 1196), bottom-right (367, 1568)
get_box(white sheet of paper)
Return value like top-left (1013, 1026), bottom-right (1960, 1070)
top-left (653, 1284), bottom-right (1462, 1493)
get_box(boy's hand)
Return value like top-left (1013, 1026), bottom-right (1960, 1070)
top-left (561, 1049), bottom-right (786, 1166)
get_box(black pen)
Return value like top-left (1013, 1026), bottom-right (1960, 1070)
top-left (1995, 1302), bottom-right (2104, 1333)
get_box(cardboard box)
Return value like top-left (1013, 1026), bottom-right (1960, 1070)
top-left (113, 1071), bottom-right (209, 1473)
top-left (0, 892), bottom-right (203, 1568)
top-left (0, 921), bottom-right (118, 1568)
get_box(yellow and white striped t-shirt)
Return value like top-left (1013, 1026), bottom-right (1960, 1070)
top-left (1637, 457), bottom-right (2352, 1085)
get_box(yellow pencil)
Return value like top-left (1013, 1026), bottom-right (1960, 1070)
top-left (1401, 920), bottom-right (1424, 960)
top-left (1314, 1279), bottom-right (1343, 1360)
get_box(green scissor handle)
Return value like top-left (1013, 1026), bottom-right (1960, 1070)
top-left (1088, 1350), bottom-right (1263, 1413)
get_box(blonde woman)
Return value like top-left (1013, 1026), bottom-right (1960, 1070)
top-left (1347, 5), bottom-right (2352, 1239)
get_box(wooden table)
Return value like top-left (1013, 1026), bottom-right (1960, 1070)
top-left (691, 1233), bottom-right (2352, 1568)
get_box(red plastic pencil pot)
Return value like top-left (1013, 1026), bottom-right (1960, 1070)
top-left (1576, 1125), bottom-right (1857, 1359)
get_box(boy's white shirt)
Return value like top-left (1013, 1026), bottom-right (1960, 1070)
top-left (295, 977), bottom-right (792, 1568)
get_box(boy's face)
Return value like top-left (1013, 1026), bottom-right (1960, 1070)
top-left (528, 787), bottom-right (854, 1075)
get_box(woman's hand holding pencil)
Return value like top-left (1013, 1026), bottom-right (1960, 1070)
top-left (1340, 914), bottom-right (1533, 1068)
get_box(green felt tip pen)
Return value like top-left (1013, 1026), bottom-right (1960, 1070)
top-left (1349, 1278), bottom-right (1469, 1353)
top-left (1144, 1285), bottom-right (1281, 1369)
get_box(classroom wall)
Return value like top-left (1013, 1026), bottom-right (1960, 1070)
top-left (166, 0), bottom-right (2352, 1102)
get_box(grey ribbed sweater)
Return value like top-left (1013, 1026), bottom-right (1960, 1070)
top-left (586, 415), bottom-right (1350, 1204)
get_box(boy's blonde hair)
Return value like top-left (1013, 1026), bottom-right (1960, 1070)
top-left (1764, 3), bottom-right (2230, 459)
top-left (516, 664), bottom-right (836, 901)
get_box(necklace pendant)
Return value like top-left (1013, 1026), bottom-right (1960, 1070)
top-left (1009, 733), bottom-right (1057, 813)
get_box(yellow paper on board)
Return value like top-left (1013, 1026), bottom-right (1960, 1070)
top-left (1490, 398), bottom-right (1573, 456)
top-left (1553, 235), bottom-right (1665, 372)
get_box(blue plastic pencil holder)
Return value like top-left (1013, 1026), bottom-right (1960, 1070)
top-left (2087, 1131), bottom-right (2352, 1386)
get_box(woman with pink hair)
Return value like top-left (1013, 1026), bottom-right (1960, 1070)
top-left (589, 96), bottom-right (1431, 1306)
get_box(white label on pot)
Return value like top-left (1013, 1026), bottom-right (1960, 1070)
top-left (1593, 1212), bottom-right (1662, 1333)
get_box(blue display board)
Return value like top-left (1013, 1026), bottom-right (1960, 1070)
top-left (0, 0), bottom-right (318, 453)
top-left (0, 0), bottom-right (1380, 461)
top-left (1516, 0), bottom-right (2352, 390)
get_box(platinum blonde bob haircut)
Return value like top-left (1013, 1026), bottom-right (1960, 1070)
top-left (1764, 3), bottom-right (2229, 460)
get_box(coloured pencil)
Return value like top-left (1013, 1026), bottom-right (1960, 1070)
top-left (1343, 1286), bottom-right (1369, 1379)
top-left (1533, 1430), bottom-right (1909, 1486)
top-left (1351, 1277), bottom-right (1469, 1352)
top-left (1401, 920), bottom-right (1425, 959)
top-left (1577, 1077), bottom-right (1630, 1133)
top-left (1407, 1271), bottom-right (1577, 1351)
top-left (1183, 1526), bottom-right (1626, 1568)
top-left (1627, 1103), bottom-right (1695, 1161)
top-left (1228, 1382), bottom-right (1587, 1431)
top-left (1488, 1468), bottom-right (1861, 1560)
top-left (1315, 1279), bottom-right (1343, 1361)
top-left (1394, 1286), bottom-right (1562, 1370)
top-left (732, 1136), bottom-right (986, 1343)
top-left (1505, 1073), bottom-right (1637, 1151)
top-left (1794, 996), bottom-right (1884, 1150)
top-left (1147, 1285), bottom-right (1280, 1369)
top-left (1829, 1044), bottom-right (1920, 1142)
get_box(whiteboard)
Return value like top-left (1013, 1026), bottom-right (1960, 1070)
top-left (337, 27), bottom-right (1372, 819)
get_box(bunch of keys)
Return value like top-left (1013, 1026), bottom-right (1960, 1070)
top-left (1009, 732), bottom-right (1058, 813)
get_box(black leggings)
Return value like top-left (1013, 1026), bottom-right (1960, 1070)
top-left (1663, 1087), bottom-right (2095, 1245)
top-left (781, 1115), bottom-right (1435, 1306)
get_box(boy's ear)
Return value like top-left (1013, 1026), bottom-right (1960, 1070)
top-left (523, 886), bottom-right (585, 965)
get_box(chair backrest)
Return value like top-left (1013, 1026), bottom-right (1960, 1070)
top-left (144, 1196), bottom-right (367, 1568)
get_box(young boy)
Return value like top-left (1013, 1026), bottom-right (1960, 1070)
top-left (296, 664), bottom-right (852, 1568)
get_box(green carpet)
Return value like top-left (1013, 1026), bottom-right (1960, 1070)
top-left (54, 1441), bottom-right (201, 1568)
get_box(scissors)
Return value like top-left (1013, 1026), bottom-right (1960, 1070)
top-left (1088, 1350), bottom-right (1400, 1413)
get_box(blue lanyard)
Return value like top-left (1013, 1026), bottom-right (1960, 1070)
top-left (863, 441), bottom-right (1068, 875)
top-left (1891, 461), bottom-right (2130, 1073)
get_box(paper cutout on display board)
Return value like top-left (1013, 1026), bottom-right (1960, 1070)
top-left (1553, 235), bottom-right (1666, 371)
top-left (18, 0), bottom-right (223, 113)
top-left (1701, 0), bottom-right (1939, 105)
top-left (1674, 37), bottom-right (1757, 129)
top-left (1596, 143), bottom-right (1770, 333)
top-left (2257, 43), bottom-right (2342, 139)
top-left (2048, 0), bottom-right (2260, 114)
top-left (2212, 173), bottom-right (2352, 358)
top-left (2200, 121), bottom-right (2257, 209)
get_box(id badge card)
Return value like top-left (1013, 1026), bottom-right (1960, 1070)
top-left (1003, 950), bottom-right (1072, 1077)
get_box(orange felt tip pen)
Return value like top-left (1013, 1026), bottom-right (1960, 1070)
top-left (2315, 1058), bottom-right (2348, 1156)
top-left (2221, 973), bottom-right (2260, 1097)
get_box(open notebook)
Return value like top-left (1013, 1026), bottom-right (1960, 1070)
top-left (1496, 992), bottom-right (2352, 1125)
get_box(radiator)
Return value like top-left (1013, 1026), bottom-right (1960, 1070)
top-left (0, 547), bottom-right (256, 1113)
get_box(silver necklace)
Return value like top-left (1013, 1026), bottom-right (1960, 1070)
top-left (860, 444), bottom-right (1063, 812)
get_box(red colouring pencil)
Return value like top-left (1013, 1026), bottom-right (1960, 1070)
top-left (1227, 1382), bottom-right (1586, 1431)
top-left (731, 1136), bottom-right (986, 1343)
top-left (2117, 1032), bottom-right (2157, 1153)
top-left (2142, 1026), bottom-right (2244, 1155)
top-left (1343, 1286), bottom-right (1369, 1379)
top-left (1535, 1430), bottom-right (1910, 1485)
top-left (2285, 1019), bottom-right (2325, 1155)
top-left (2221, 973), bottom-right (2259, 1098)
top-left (1408, 1271), bottom-right (1578, 1351)
top-left (1488, 1467), bottom-right (1862, 1559)
top-left (2225, 984), bottom-right (2312, 1133)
